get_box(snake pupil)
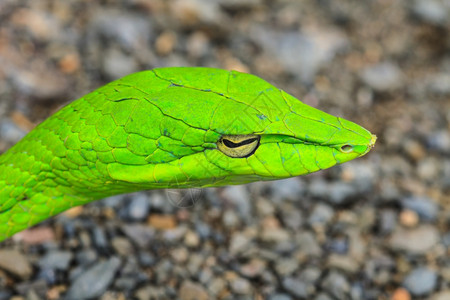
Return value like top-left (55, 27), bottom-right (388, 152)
top-left (223, 138), bottom-right (258, 148)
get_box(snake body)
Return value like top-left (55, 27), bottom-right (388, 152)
top-left (0, 67), bottom-right (376, 241)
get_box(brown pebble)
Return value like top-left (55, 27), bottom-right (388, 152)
top-left (59, 53), bottom-right (80, 74)
top-left (14, 226), bottom-right (55, 244)
top-left (391, 288), bottom-right (411, 300)
top-left (155, 31), bottom-right (177, 56)
top-left (148, 214), bottom-right (177, 230)
top-left (399, 209), bottom-right (419, 227)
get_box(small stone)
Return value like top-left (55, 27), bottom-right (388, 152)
top-left (112, 237), bottom-right (134, 256)
top-left (14, 227), bottom-right (55, 244)
top-left (399, 210), bottom-right (419, 227)
top-left (275, 258), bottom-right (299, 276)
top-left (282, 277), bottom-right (310, 298)
top-left (403, 267), bottom-right (437, 296)
top-left (65, 257), bottom-right (121, 300)
top-left (326, 254), bottom-right (359, 274)
top-left (296, 232), bottom-right (322, 256)
top-left (361, 62), bottom-right (403, 92)
top-left (268, 294), bottom-right (292, 300)
top-left (269, 177), bottom-right (304, 201)
top-left (148, 214), bottom-right (177, 230)
top-left (229, 233), bottom-right (251, 254)
top-left (127, 194), bottom-right (151, 221)
top-left (0, 250), bottom-right (32, 279)
top-left (184, 230), bottom-right (200, 248)
top-left (240, 258), bottom-right (266, 278)
top-left (412, 0), bottom-right (449, 25)
top-left (221, 185), bottom-right (252, 217)
top-left (230, 277), bottom-right (253, 295)
top-left (431, 291), bottom-right (450, 300)
top-left (179, 281), bottom-right (209, 300)
top-left (392, 288), bottom-right (411, 300)
top-left (321, 271), bottom-right (350, 299)
top-left (38, 250), bottom-right (73, 271)
top-left (308, 203), bottom-right (334, 226)
top-left (122, 224), bottom-right (155, 249)
top-left (388, 225), bottom-right (439, 254)
top-left (170, 247), bottom-right (189, 264)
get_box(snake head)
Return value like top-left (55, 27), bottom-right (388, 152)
top-left (104, 67), bottom-right (376, 188)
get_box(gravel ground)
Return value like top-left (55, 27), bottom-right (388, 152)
top-left (0, 1), bottom-right (449, 299)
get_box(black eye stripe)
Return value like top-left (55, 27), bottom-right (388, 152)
top-left (223, 138), bottom-right (259, 148)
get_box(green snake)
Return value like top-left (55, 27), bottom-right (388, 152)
top-left (0, 67), bottom-right (376, 241)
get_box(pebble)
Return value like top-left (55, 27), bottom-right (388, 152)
top-left (179, 281), bottom-right (209, 300)
top-left (148, 214), bottom-right (177, 230)
top-left (388, 224), bottom-right (439, 254)
top-left (275, 258), bottom-right (299, 276)
top-left (229, 232), bottom-right (252, 255)
top-left (403, 267), bottom-right (437, 296)
top-left (221, 185), bottom-right (252, 217)
top-left (321, 271), bottom-right (350, 299)
top-left (268, 178), bottom-right (304, 201)
top-left (392, 288), bottom-right (411, 300)
top-left (0, 250), bottom-right (32, 279)
top-left (126, 193), bottom-right (151, 221)
top-left (230, 277), bottom-right (253, 295)
top-left (432, 291), bottom-right (450, 300)
top-left (122, 224), bottom-right (156, 249)
top-left (268, 294), bottom-right (292, 300)
top-left (65, 257), bottom-right (121, 300)
top-left (327, 182), bottom-right (356, 205)
top-left (399, 209), bottom-right (419, 227)
top-left (282, 277), bottom-right (310, 298)
top-left (411, 0), bottom-right (449, 25)
top-left (361, 62), bottom-right (403, 92)
top-left (38, 250), bottom-right (73, 271)
top-left (112, 237), bottom-right (134, 256)
top-left (308, 203), bottom-right (334, 226)
top-left (252, 26), bottom-right (348, 83)
top-left (326, 254), bottom-right (359, 274)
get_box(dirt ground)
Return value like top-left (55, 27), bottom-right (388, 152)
top-left (0, 1), bottom-right (449, 299)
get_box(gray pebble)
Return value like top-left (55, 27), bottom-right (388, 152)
top-left (282, 277), bottom-right (310, 298)
top-left (412, 0), bottom-right (449, 25)
top-left (0, 119), bottom-right (27, 144)
top-left (275, 258), bottom-right (299, 276)
top-left (126, 193), bottom-right (151, 221)
top-left (38, 250), bottom-right (73, 271)
top-left (221, 185), bottom-right (252, 217)
top-left (269, 178), bottom-right (304, 201)
top-left (327, 182), bottom-right (356, 205)
top-left (230, 277), bottom-right (253, 295)
top-left (268, 294), bottom-right (292, 300)
top-left (252, 26), bottom-right (348, 83)
top-left (296, 231), bottom-right (322, 256)
top-left (403, 267), bottom-right (437, 296)
top-left (361, 62), bottom-right (403, 92)
top-left (401, 196), bottom-right (439, 221)
top-left (308, 203), bottom-right (334, 226)
top-left (321, 271), bottom-right (350, 299)
top-left (65, 257), bottom-right (121, 300)
top-left (122, 224), bottom-right (155, 248)
top-left (326, 254), bottom-right (359, 274)
top-left (388, 224), bottom-right (439, 254)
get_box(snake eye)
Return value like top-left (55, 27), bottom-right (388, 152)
top-left (340, 144), bottom-right (354, 153)
top-left (217, 135), bottom-right (260, 158)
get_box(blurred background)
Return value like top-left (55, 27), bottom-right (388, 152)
top-left (0, 0), bottom-right (449, 299)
